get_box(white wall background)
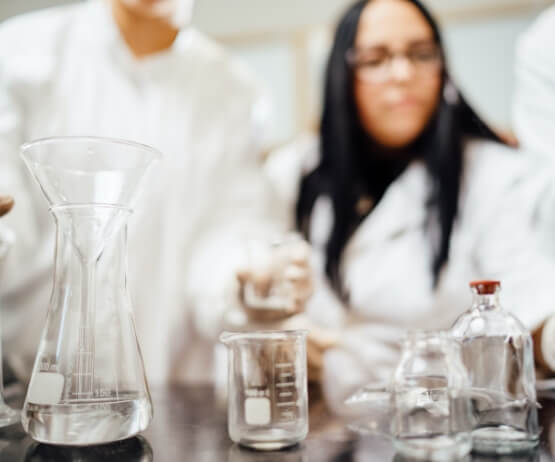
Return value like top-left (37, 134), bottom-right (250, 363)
top-left (1, 0), bottom-right (552, 144)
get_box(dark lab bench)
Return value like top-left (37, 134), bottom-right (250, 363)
top-left (1, 385), bottom-right (554, 461)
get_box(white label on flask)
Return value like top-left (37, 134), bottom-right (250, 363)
top-left (245, 397), bottom-right (271, 425)
top-left (27, 372), bottom-right (64, 405)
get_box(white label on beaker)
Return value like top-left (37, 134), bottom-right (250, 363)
top-left (27, 372), bottom-right (64, 405)
top-left (245, 397), bottom-right (271, 425)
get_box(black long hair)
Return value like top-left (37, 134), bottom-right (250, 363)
top-left (296, 0), bottom-right (501, 296)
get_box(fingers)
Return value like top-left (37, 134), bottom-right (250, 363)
top-left (0, 196), bottom-right (14, 217)
top-left (237, 237), bottom-right (314, 319)
top-left (308, 327), bottom-right (339, 351)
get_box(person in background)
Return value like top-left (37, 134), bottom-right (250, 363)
top-left (0, 0), bottom-right (297, 386)
top-left (512, 5), bottom-right (555, 371)
top-left (252, 0), bottom-right (555, 414)
top-left (513, 5), bottom-right (555, 161)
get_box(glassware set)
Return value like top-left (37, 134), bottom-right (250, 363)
top-left (0, 135), bottom-right (544, 455)
top-left (347, 280), bottom-right (540, 460)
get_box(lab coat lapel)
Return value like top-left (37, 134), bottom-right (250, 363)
top-left (349, 161), bottom-right (428, 250)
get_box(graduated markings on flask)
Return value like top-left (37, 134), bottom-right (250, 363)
top-left (40, 359), bottom-right (59, 373)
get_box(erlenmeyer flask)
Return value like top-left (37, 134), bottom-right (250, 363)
top-left (19, 136), bottom-right (161, 445)
top-left (0, 221), bottom-right (20, 427)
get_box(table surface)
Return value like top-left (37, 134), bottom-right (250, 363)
top-left (1, 385), bottom-right (554, 461)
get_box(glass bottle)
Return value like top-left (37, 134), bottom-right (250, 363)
top-left (392, 330), bottom-right (473, 461)
top-left (0, 225), bottom-right (20, 427)
top-left (451, 280), bottom-right (540, 454)
top-left (19, 137), bottom-right (160, 445)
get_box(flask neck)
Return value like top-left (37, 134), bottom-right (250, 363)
top-left (472, 293), bottom-right (501, 311)
top-left (51, 205), bottom-right (131, 292)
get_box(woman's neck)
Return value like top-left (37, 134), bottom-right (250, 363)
top-left (111, 0), bottom-right (179, 59)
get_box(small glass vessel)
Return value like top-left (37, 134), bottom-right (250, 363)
top-left (220, 330), bottom-right (309, 451)
top-left (0, 225), bottom-right (20, 427)
top-left (451, 280), bottom-right (540, 454)
top-left (392, 330), bottom-right (473, 461)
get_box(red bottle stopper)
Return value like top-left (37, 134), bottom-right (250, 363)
top-left (469, 280), bottom-right (501, 294)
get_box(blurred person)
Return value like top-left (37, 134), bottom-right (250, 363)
top-left (512, 5), bottom-right (555, 367)
top-left (254, 0), bottom-right (555, 414)
top-left (512, 5), bottom-right (555, 259)
top-left (513, 5), bottom-right (555, 161)
top-left (0, 0), bottom-right (291, 386)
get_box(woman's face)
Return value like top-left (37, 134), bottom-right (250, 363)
top-left (352, 0), bottom-right (443, 149)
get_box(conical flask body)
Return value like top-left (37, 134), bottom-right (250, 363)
top-left (20, 137), bottom-right (160, 445)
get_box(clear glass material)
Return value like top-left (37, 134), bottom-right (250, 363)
top-left (0, 226), bottom-right (20, 427)
top-left (220, 330), bottom-right (309, 451)
top-left (392, 331), bottom-right (473, 461)
top-left (242, 233), bottom-right (307, 313)
top-left (451, 281), bottom-right (540, 454)
top-left (19, 137), bottom-right (161, 446)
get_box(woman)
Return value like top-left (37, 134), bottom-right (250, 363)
top-left (260, 0), bottom-right (555, 413)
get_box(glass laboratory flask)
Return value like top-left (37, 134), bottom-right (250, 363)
top-left (0, 224), bottom-right (20, 427)
top-left (451, 280), bottom-right (540, 454)
top-left (220, 330), bottom-right (309, 451)
top-left (392, 330), bottom-right (473, 461)
top-left (19, 136), bottom-right (161, 445)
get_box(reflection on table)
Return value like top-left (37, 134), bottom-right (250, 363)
top-left (0, 385), bottom-right (554, 461)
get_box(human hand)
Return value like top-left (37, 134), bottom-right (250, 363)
top-left (0, 196), bottom-right (14, 217)
top-left (237, 236), bottom-right (313, 322)
top-left (307, 327), bottom-right (339, 382)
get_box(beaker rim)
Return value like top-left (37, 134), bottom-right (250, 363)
top-left (49, 203), bottom-right (134, 214)
top-left (21, 135), bottom-right (163, 161)
top-left (220, 329), bottom-right (308, 344)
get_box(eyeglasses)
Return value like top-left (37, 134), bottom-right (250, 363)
top-left (346, 43), bottom-right (443, 84)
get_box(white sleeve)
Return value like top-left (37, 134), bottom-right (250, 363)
top-left (0, 58), bottom-right (53, 297)
top-left (513, 6), bottom-right (555, 159)
top-left (183, 90), bottom-right (284, 341)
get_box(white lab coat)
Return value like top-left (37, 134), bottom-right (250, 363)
top-left (513, 5), bottom-right (555, 160)
top-left (513, 5), bottom-right (555, 258)
top-left (0, 1), bottom-right (280, 385)
top-left (266, 135), bottom-right (555, 414)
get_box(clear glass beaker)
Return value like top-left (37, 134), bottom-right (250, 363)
top-left (451, 280), bottom-right (540, 454)
top-left (242, 233), bottom-right (309, 314)
top-left (220, 330), bottom-right (309, 451)
top-left (392, 330), bottom-right (473, 461)
top-left (0, 224), bottom-right (20, 427)
top-left (19, 136), bottom-right (161, 446)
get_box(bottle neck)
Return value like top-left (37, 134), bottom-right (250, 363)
top-left (472, 292), bottom-right (501, 311)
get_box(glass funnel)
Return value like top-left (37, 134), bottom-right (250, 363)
top-left (19, 136), bottom-right (161, 445)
